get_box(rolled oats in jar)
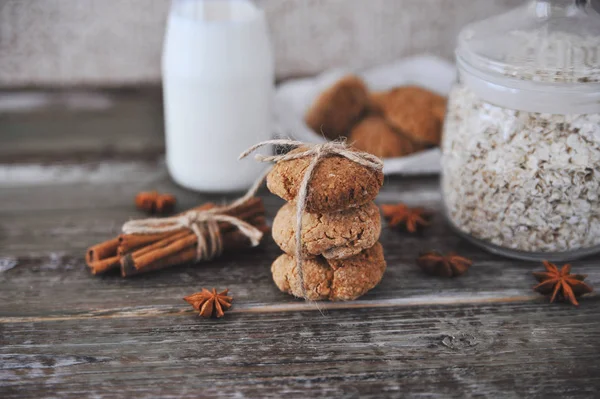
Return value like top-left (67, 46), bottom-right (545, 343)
top-left (442, 0), bottom-right (600, 261)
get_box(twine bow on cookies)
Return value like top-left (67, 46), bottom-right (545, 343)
top-left (122, 174), bottom-right (268, 261)
top-left (240, 139), bottom-right (383, 171)
top-left (240, 139), bottom-right (383, 299)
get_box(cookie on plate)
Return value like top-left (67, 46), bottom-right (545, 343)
top-left (271, 242), bottom-right (386, 301)
top-left (349, 115), bottom-right (420, 159)
top-left (372, 86), bottom-right (446, 146)
top-left (272, 201), bottom-right (381, 259)
top-left (266, 148), bottom-right (384, 213)
top-left (431, 96), bottom-right (447, 125)
top-left (305, 75), bottom-right (370, 141)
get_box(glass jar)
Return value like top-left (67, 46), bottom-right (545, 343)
top-left (441, 0), bottom-right (600, 261)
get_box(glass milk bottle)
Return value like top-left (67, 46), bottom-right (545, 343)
top-left (441, 0), bottom-right (600, 261)
top-left (162, 0), bottom-right (274, 192)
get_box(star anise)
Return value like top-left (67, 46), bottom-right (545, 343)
top-left (135, 191), bottom-right (176, 215)
top-left (532, 261), bottom-right (593, 306)
top-left (380, 203), bottom-right (432, 233)
top-left (184, 288), bottom-right (233, 318)
top-left (416, 251), bottom-right (472, 277)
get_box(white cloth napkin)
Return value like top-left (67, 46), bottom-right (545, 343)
top-left (274, 55), bottom-right (456, 175)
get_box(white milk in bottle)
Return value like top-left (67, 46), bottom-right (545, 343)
top-left (162, 0), bottom-right (274, 192)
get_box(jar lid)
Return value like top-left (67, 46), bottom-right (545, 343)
top-left (457, 0), bottom-right (600, 84)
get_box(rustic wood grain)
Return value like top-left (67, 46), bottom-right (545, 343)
top-left (2, 303), bottom-right (600, 398)
top-left (1, 92), bottom-right (599, 398)
top-left (2, 167), bottom-right (597, 317)
top-left (0, 89), bottom-right (164, 163)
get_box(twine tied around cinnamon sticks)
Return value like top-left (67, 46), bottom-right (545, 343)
top-left (86, 171), bottom-right (270, 277)
top-left (122, 185), bottom-right (264, 262)
top-left (239, 139), bottom-right (383, 299)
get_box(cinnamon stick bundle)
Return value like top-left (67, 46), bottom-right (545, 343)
top-left (85, 198), bottom-right (267, 277)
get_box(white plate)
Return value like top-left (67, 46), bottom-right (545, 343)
top-left (274, 55), bottom-right (456, 175)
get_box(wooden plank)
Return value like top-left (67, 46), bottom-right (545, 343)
top-left (0, 90), bottom-right (164, 163)
top-left (0, 165), bottom-right (598, 316)
top-left (2, 93), bottom-right (600, 398)
top-left (1, 302), bottom-right (599, 398)
top-left (2, 228), bottom-right (599, 316)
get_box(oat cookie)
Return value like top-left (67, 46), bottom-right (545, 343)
top-left (271, 242), bottom-right (386, 301)
top-left (349, 115), bottom-right (419, 158)
top-left (305, 75), bottom-right (370, 141)
top-left (372, 86), bottom-right (446, 146)
top-left (431, 95), bottom-right (448, 125)
top-left (272, 201), bottom-right (381, 259)
top-left (266, 148), bottom-right (384, 213)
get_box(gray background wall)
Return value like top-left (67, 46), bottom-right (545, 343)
top-left (0, 0), bottom-right (523, 88)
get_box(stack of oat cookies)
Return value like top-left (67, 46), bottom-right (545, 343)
top-left (267, 148), bottom-right (387, 301)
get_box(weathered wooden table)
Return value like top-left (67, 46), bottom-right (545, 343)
top-left (1, 91), bottom-right (599, 398)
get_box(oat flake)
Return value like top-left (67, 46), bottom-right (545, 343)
top-left (442, 85), bottom-right (600, 253)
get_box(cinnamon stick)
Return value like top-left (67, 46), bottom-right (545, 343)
top-left (126, 230), bottom-right (191, 260)
top-left (88, 255), bottom-right (121, 275)
top-left (121, 223), bottom-right (270, 277)
top-left (117, 203), bottom-right (216, 254)
top-left (130, 214), bottom-right (267, 270)
top-left (118, 232), bottom-right (179, 256)
top-left (117, 200), bottom-right (263, 254)
top-left (86, 197), bottom-right (267, 276)
top-left (133, 233), bottom-right (198, 270)
top-left (87, 203), bottom-right (216, 274)
top-left (86, 237), bottom-right (119, 264)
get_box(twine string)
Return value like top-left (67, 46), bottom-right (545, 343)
top-left (239, 139), bottom-right (383, 299)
